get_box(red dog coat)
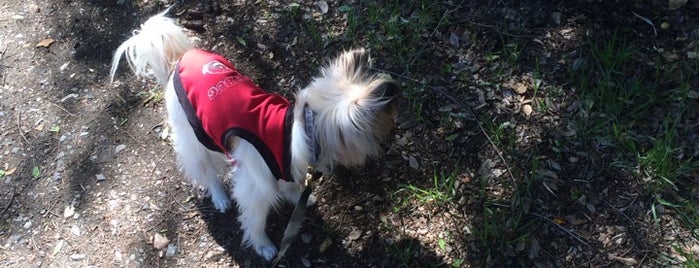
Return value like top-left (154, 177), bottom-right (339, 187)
top-left (173, 49), bottom-right (293, 181)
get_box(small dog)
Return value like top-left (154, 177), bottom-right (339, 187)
top-left (110, 10), bottom-right (398, 260)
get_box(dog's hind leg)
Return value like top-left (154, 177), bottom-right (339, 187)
top-left (164, 82), bottom-right (232, 212)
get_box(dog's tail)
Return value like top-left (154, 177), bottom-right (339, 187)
top-left (110, 9), bottom-right (192, 86)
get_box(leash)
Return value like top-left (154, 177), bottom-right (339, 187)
top-left (271, 169), bottom-right (322, 267)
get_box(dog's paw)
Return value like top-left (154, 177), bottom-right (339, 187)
top-left (256, 244), bottom-right (277, 261)
top-left (210, 188), bottom-right (231, 213)
top-left (212, 197), bottom-right (231, 213)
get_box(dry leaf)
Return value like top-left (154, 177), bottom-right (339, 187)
top-left (608, 254), bottom-right (638, 265)
top-left (553, 217), bottom-right (566, 225)
top-left (6, 167), bottom-right (17, 175)
top-left (36, 38), bottom-right (55, 48)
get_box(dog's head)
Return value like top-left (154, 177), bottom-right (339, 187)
top-left (298, 48), bottom-right (400, 168)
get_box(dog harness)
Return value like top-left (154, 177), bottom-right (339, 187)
top-left (173, 49), bottom-right (294, 182)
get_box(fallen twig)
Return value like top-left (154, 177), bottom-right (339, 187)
top-left (50, 102), bottom-right (75, 117)
top-left (150, 147), bottom-right (172, 175)
top-left (1, 190), bottom-right (14, 215)
top-left (531, 212), bottom-right (591, 248)
top-left (16, 111), bottom-right (31, 146)
top-left (631, 11), bottom-right (657, 36)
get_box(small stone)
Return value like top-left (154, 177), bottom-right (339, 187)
top-left (60, 62), bottom-right (70, 72)
top-left (449, 32), bottom-right (459, 47)
top-left (95, 174), bottom-right (106, 181)
top-left (301, 256), bottom-right (312, 267)
top-left (160, 126), bottom-right (169, 140)
top-left (165, 244), bottom-right (177, 257)
top-left (300, 233), bottom-right (312, 244)
top-left (522, 104), bottom-right (533, 116)
top-left (408, 155), bottom-right (419, 170)
top-left (315, 1), bottom-right (328, 14)
top-left (71, 225), bottom-right (81, 236)
top-left (22, 221), bottom-right (32, 229)
top-left (153, 233), bottom-right (169, 249)
top-left (115, 144), bottom-right (126, 154)
top-left (348, 228), bottom-right (362, 241)
top-left (9, 234), bottom-right (22, 243)
top-left (70, 254), bottom-right (85, 261)
top-left (586, 203), bottom-right (596, 213)
top-left (114, 251), bottom-right (123, 262)
top-left (354, 205), bottom-right (362, 211)
top-left (63, 205), bottom-right (75, 218)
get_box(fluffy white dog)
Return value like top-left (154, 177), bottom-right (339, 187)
top-left (110, 10), bottom-right (398, 260)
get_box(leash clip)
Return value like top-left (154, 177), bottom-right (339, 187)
top-left (271, 169), bottom-right (322, 267)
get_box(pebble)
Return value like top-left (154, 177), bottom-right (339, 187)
top-left (153, 233), bottom-right (169, 249)
top-left (95, 173), bottom-right (106, 181)
top-left (165, 244), bottom-right (177, 257)
top-left (71, 225), bottom-right (81, 236)
top-left (115, 144), bottom-right (126, 154)
top-left (64, 205), bottom-right (75, 218)
top-left (348, 228), bottom-right (362, 241)
top-left (408, 155), bottom-right (419, 170)
top-left (114, 251), bottom-right (123, 262)
top-left (70, 254), bottom-right (85, 261)
top-left (9, 234), bottom-right (22, 243)
top-left (300, 233), bottom-right (312, 244)
top-left (301, 256), bottom-right (312, 267)
top-left (315, 1), bottom-right (328, 14)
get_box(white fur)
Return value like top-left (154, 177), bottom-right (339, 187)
top-left (111, 11), bottom-right (397, 261)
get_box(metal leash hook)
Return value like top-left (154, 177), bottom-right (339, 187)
top-left (271, 169), bottom-right (322, 267)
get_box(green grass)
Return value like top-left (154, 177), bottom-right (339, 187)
top-left (355, 0), bottom-right (443, 65)
top-left (396, 168), bottom-right (459, 206)
top-left (571, 28), bottom-right (699, 263)
top-left (482, 117), bottom-right (517, 148)
top-left (345, 0), bottom-right (445, 121)
top-left (471, 204), bottom-right (532, 264)
top-left (677, 245), bottom-right (699, 267)
top-left (137, 86), bottom-right (164, 105)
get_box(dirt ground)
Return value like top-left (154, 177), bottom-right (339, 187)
top-left (1, 0), bottom-right (698, 267)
